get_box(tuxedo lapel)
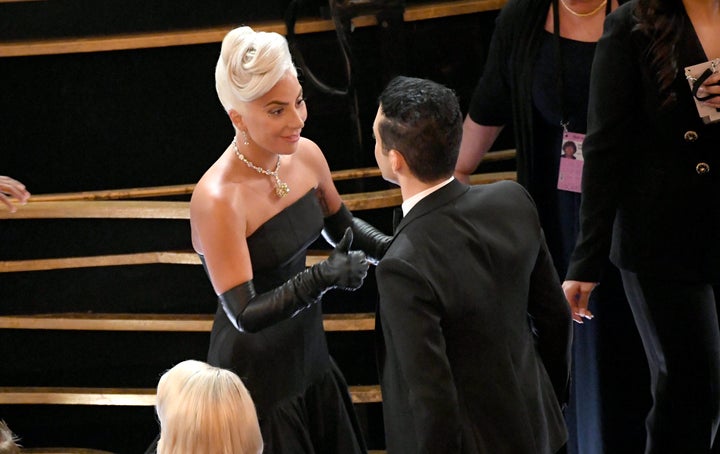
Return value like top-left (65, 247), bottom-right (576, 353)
top-left (393, 179), bottom-right (469, 236)
top-left (392, 206), bottom-right (404, 233)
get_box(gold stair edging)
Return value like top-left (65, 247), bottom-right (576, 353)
top-left (0, 0), bottom-right (507, 57)
top-left (0, 384), bottom-right (381, 405)
top-left (0, 312), bottom-right (375, 332)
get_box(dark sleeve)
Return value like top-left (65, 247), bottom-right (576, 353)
top-left (323, 203), bottom-right (391, 265)
top-left (510, 182), bottom-right (573, 404)
top-left (466, 1), bottom-right (518, 126)
top-left (528, 231), bottom-right (574, 405)
top-left (567, 4), bottom-right (639, 281)
top-left (377, 257), bottom-right (461, 453)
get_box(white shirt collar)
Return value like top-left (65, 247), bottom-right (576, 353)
top-left (401, 177), bottom-right (455, 217)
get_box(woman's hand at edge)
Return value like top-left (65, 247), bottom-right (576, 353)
top-left (0, 176), bottom-right (30, 213)
top-left (562, 280), bottom-right (597, 324)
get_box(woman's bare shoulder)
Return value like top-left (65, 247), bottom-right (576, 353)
top-left (294, 137), bottom-right (329, 171)
top-left (191, 160), bottom-right (245, 218)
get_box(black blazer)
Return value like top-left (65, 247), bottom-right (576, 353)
top-left (375, 179), bottom-right (572, 453)
top-left (567, 1), bottom-right (720, 283)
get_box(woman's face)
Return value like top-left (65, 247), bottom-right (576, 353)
top-left (241, 72), bottom-right (307, 156)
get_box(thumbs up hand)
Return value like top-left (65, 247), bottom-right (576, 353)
top-left (318, 227), bottom-right (369, 290)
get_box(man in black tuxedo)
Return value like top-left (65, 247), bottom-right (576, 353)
top-left (372, 76), bottom-right (572, 454)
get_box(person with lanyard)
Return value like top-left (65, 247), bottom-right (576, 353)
top-left (453, 0), bottom-right (645, 452)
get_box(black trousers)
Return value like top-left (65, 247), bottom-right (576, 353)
top-left (621, 270), bottom-right (720, 454)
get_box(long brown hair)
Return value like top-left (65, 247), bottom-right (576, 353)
top-left (633, 0), bottom-right (685, 106)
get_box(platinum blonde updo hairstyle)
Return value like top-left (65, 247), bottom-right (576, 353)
top-left (215, 26), bottom-right (297, 112)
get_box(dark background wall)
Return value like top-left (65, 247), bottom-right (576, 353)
top-left (0, 1), bottom-right (503, 452)
top-left (1, 2), bottom-right (503, 195)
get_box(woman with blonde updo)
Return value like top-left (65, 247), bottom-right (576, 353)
top-left (156, 360), bottom-right (263, 454)
top-left (189, 26), bottom-right (388, 453)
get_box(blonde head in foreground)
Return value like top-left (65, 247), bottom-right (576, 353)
top-left (156, 360), bottom-right (263, 454)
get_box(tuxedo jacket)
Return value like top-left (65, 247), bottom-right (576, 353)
top-left (375, 179), bottom-right (572, 454)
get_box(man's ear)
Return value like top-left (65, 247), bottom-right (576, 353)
top-left (228, 109), bottom-right (245, 131)
top-left (388, 149), bottom-right (404, 174)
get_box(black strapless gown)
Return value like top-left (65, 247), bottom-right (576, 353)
top-left (206, 190), bottom-right (366, 454)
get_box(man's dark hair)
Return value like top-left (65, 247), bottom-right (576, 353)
top-left (377, 76), bottom-right (462, 182)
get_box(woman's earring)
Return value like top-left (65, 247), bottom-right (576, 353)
top-left (241, 130), bottom-right (250, 146)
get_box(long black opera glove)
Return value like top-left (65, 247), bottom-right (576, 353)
top-left (219, 228), bottom-right (368, 333)
top-left (322, 203), bottom-right (392, 265)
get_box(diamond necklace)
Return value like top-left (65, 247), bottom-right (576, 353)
top-left (232, 139), bottom-right (290, 198)
top-left (560, 0), bottom-right (607, 17)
